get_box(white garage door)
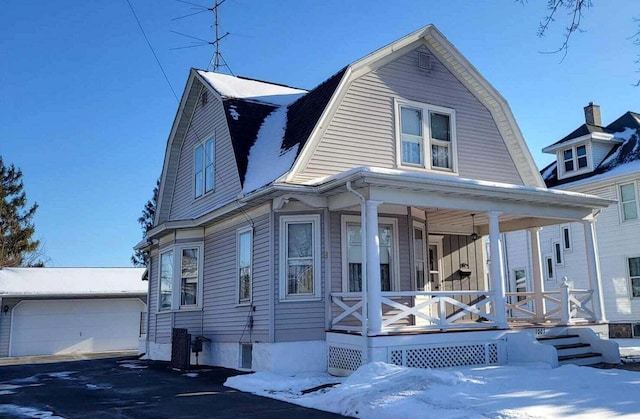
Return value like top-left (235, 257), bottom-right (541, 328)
top-left (10, 299), bottom-right (145, 356)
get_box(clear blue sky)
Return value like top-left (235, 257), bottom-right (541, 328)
top-left (1, 1), bottom-right (638, 267)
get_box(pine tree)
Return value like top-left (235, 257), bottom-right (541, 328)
top-left (0, 156), bottom-right (42, 267)
top-left (132, 179), bottom-right (159, 267)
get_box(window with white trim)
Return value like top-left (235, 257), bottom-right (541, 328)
top-left (396, 100), bottom-right (456, 172)
top-left (157, 243), bottom-right (203, 311)
top-left (620, 183), bottom-right (638, 221)
top-left (629, 257), bottom-right (640, 298)
top-left (413, 223), bottom-right (427, 291)
top-left (237, 227), bottom-right (253, 304)
top-left (341, 215), bottom-right (399, 292)
top-left (195, 138), bottom-right (215, 198)
top-left (279, 215), bottom-right (321, 300)
top-left (562, 226), bottom-right (572, 251)
top-left (545, 256), bottom-right (554, 281)
top-left (562, 144), bottom-right (588, 174)
top-left (553, 241), bottom-right (563, 266)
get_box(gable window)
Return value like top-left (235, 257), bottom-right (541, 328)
top-left (279, 215), bottom-right (321, 301)
top-left (562, 226), bottom-right (572, 251)
top-left (157, 243), bottom-right (203, 311)
top-left (194, 138), bottom-right (215, 198)
top-left (237, 227), bottom-right (253, 304)
top-left (629, 257), bottom-right (640, 298)
top-left (341, 215), bottom-right (400, 292)
top-left (620, 183), bottom-right (638, 221)
top-left (396, 100), bottom-right (456, 172)
top-left (545, 256), bottom-right (554, 281)
top-left (562, 144), bottom-right (588, 174)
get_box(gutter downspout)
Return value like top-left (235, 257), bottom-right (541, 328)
top-left (346, 181), bottom-right (368, 365)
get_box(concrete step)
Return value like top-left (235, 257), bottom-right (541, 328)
top-left (536, 334), bottom-right (581, 346)
top-left (558, 352), bottom-right (604, 366)
top-left (555, 343), bottom-right (592, 357)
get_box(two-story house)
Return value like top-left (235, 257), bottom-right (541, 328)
top-left (136, 25), bottom-right (618, 375)
top-left (505, 104), bottom-right (640, 338)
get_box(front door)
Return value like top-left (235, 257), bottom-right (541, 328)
top-left (413, 222), bottom-right (433, 325)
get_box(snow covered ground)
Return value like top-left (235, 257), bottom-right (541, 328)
top-left (616, 339), bottom-right (640, 358)
top-left (226, 361), bottom-right (640, 418)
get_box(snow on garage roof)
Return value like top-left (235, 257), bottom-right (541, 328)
top-left (0, 267), bottom-right (147, 297)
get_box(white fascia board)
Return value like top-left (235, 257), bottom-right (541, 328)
top-left (0, 293), bottom-right (147, 299)
top-left (542, 132), bottom-right (617, 153)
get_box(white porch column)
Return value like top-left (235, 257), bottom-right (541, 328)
top-left (582, 219), bottom-right (607, 323)
top-left (488, 211), bottom-right (508, 328)
top-left (528, 227), bottom-right (546, 323)
top-left (366, 200), bottom-right (383, 335)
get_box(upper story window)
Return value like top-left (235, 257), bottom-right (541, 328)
top-left (396, 99), bottom-right (457, 173)
top-left (195, 138), bottom-right (215, 198)
top-left (341, 215), bottom-right (400, 292)
top-left (620, 183), bottom-right (638, 221)
top-left (279, 214), bottom-right (321, 301)
top-left (158, 243), bottom-right (203, 311)
top-left (561, 144), bottom-right (588, 175)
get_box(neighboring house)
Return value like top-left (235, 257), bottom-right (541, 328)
top-left (505, 104), bottom-right (640, 338)
top-left (137, 25), bottom-right (618, 375)
top-left (0, 267), bottom-right (147, 357)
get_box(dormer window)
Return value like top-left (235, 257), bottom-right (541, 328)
top-left (563, 145), bottom-right (587, 173)
top-left (395, 99), bottom-right (457, 173)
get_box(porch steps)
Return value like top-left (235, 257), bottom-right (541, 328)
top-left (536, 334), bottom-right (604, 366)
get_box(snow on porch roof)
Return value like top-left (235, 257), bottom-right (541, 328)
top-left (0, 267), bottom-right (147, 297)
top-left (196, 70), bottom-right (307, 106)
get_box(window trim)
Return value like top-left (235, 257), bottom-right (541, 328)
top-left (627, 256), bottom-right (640, 299)
top-left (545, 256), bottom-right (555, 281)
top-left (340, 215), bottom-right (400, 293)
top-left (156, 242), bottom-right (204, 313)
top-left (279, 214), bottom-right (322, 302)
top-left (619, 182), bottom-right (639, 223)
top-left (557, 143), bottom-right (592, 179)
top-left (194, 137), bottom-right (215, 199)
top-left (394, 98), bottom-right (458, 174)
top-left (158, 249), bottom-right (174, 312)
top-left (553, 241), bottom-right (563, 266)
top-left (561, 225), bottom-right (572, 252)
top-left (236, 226), bottom-right (253, 306)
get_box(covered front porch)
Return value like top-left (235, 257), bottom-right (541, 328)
top-left (307, 168), bottom-right (614, 372)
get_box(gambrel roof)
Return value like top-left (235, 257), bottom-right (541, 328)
top-left (542, 111), bottom-right (640, 187)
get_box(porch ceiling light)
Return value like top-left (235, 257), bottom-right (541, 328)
top-left (470, 213), bottom-right (479, 241)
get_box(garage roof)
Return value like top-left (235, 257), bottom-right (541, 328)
top-left (0, 267), bottom-right (147, 297)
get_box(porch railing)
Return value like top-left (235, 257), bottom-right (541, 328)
top-left (331, 290), bottom-right (498, 333)
top-left (506, 279), bottom-right (595, 324)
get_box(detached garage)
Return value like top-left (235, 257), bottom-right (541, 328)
top-left (0, 267), bottom-right (147, 357)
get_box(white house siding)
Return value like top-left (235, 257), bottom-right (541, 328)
top-left (591, 143), bottom-right (615, 168)
top-left (0, 298), bottom-right (19, 357)
top-left (168, 80), bottom-right (242, 221)
top-left (274, 211), bottom-right (326, 342)
top-left (293, 44), bottom-right (523, 186)
top-left (504, 179), bottom-right (640, 324)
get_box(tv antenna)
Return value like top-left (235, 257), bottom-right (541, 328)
top-left (171, 0), bottom-right (234, 75)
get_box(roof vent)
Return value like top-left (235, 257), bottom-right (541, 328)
top-left (584, 102), bottom-right (601, 126)
top-left (418, 53), bottom-right (431, 72)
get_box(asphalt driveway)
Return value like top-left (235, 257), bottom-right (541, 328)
top-left (0, 356), bottom-right (344, 418)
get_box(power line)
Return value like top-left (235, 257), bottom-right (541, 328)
top-left (126, 0), bottom-right (180, 103)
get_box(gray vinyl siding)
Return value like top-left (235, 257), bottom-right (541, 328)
top-left (0, 298), bottom-right (19, 357)
top-left (199, 213), bottom-right (270, 343)
top-left (274, 212), bottom-right (326, 342)
top-left (439, 234), bottom-right (485, 319)
top-left (148, 251), bottom-right (158, 342)
top-left (155, 313), bottom-right (172, 344)
top-left (168, 80), bottom-right (242, 221)
top-left (294, 44), bottom-right (523, 185)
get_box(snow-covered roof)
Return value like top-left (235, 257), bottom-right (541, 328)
top-left (543, 111), bottom-right (640, 188)
top-left (196, 71), bottom-right (306, 106)
top-left (0, 267), bottom-right (147, 297)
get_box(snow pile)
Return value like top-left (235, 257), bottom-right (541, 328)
top-left (600, 127), bottom-right (639, 168)
top-left (242, 106), bottom-right (299, 193)
top-left (225, 362), bottom-right (640, 418)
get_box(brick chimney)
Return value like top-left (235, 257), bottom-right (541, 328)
top-left (584, 102), bottom-right (602, 126)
